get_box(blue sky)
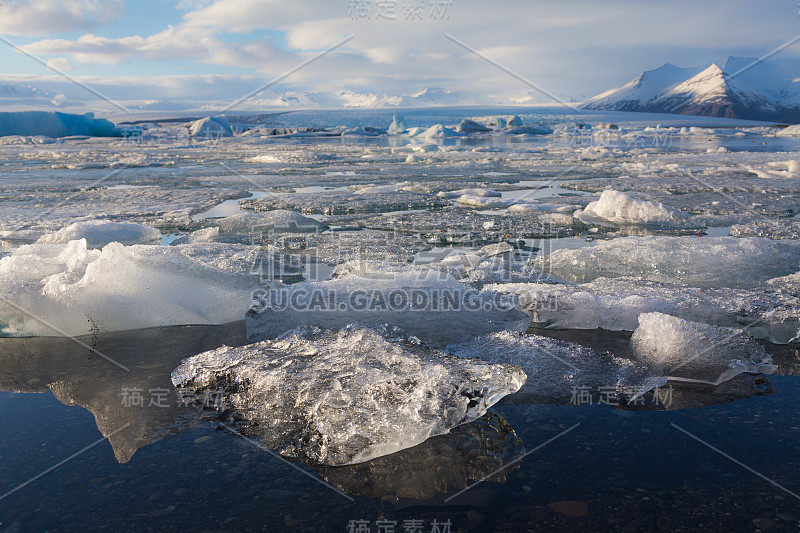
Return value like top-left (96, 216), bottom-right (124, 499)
top-left (1, 0), bottom-right (799, 112)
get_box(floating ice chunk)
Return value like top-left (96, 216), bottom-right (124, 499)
top-left (340, 126), bottom-right (385, 136)
top-left (186, 116), bottom-right (232, 138)
top-left (573, 190), bottom-right (691, 227)
top-left (475, 115), bottom-right (523, 129)
top-left (171, 325), bottom-right (526, 465)
top-left (456, 195), bottom-right (518, 209)
top-left (170, 227), bottom-right (220, 245)
top-left (240, 190), bottom-right (447, 216)
top-left (508, 203), bottom-right (577, 215)
top-left (245, 266), bottom-right (530, 347)
top-left (630, 313), bottom-right (776, 386)
top-left (361, 208), bottom-right (580, 243)
top-left (503, 125), bottom-right (553, 135)
top-left (455, 119), bottom-right (492, 133)
top-left (536, 236), bottom-right (800, 288)
top-left (246, 152), bottom-right (338, 164)
top-left (352, 182), bottom-right (432, 194)
top-left (768, 160), bottom-right (800, 172)
top-left (447, 331), bottom-right (661, 404)
top-left (267, 230), bottom-right (431, 268)
top-left (215, 210), bottom-right (327, 234)
top-left (414, 124), bottom-right (462, 139)
top-left (388, 114), bottom-right (406, 135)
top-left (437, 188), bottom-right (502, 199)
top-left (731, 218), bottom-right (800, 239)
top-left (767, 271), bottom-right (800, 297)
top-left (488, 278), bottom-right (800, 344)
top-left (777, 124), bottom-right (800, 136)
top-left (0, 240), bottom-right (259, 336)
top-left (409, 143), bottom-right (440, 153)
top-left (36, 221), bottom-right (161, 248)
top-left (0, 111), bottom-right (117, 138)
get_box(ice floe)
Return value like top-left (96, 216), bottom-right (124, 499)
top-left (630, 313), bottom-right (776, 386)
top-left (487, 277), bottom-right (800, 344)
top-left (535, 236), bottom-right (800, 288)
top-left (730, 218), bottom-right (800, 239)
top-left (447, 331), bottom-right (660, 404)
top-left (573, 190), bottom-right (692, 227)
top-left (36, 221), bottom-right (161, 248)
top-left (171, 325), bottom-right (526, 465)
top-left (0, 240), bottom-right (259, 336)
top-left (245, 264), bottom-right (531, 347)
top-left (240, 190), bottom-right (448, 216)
top-left (214, 210), bottom-right (328, 234)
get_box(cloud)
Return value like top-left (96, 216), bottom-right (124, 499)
top-left (0, 0), bottom-right (124, 36)
top-left (46, 57), bottom-right (76, 72)
top-left (22, 26), bottom-right (289, 68)
top-left (9, 0), bottom-right (800, 105)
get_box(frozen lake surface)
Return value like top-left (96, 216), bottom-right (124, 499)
top-left (1, 107), bottom-right (799, 532)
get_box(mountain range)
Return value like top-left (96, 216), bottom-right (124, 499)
top-left (583, 57), bottom-right (800, 123)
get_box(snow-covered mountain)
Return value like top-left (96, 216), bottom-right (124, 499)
top-left (584, 58), bottom-right (800, 123)
top-left (0, 77), bottom-right (475, 115)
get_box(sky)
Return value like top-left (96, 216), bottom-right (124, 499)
top-left (1, 0), bottom-right (799, 114)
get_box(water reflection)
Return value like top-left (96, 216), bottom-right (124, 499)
top-left (0, 323), bottom-right (793, 503)
top-left (0, 323), bottom-right (247, 462)
top-left (313, 412), bottom-right (523, 502)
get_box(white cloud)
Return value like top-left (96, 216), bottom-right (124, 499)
top-left (0, 0), bottom-right (124, 36)
top-left (9, 0), bottom-right (800, 104)
top-left (45, 57), bottom-right (76, 72)
top-left (22, 26), bottom-right (288, 68)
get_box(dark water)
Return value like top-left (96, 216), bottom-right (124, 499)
top-left (1, 325), bottom-right (799, 533)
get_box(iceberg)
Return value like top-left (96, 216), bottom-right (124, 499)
top-left (36, 221), bottom-right (161, 248)
top-left (535, 236), bottom-right (800, 288)
top-left (573, 190), bottom-right (692, 227)
top-left (186, 116), bottom-right (232, 138)
top-left (0, 240), bottom-right (259, 336)
top-left (777, 124), bottom-right (800, 136)
top-left (171, 325), bottom-right (526, 465)
top-left (411, 124), bottom-right (462, 139)
top-left (630, 313), bottom-right (776, 386)
top-left (455, 119), bottom-right (492, 134)
top-left (245, 265), bottom-right (531, 347)
top-left (388, 114), bottom-right (406, 135)
top-left (0, 111), bottom-right (118, 138)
